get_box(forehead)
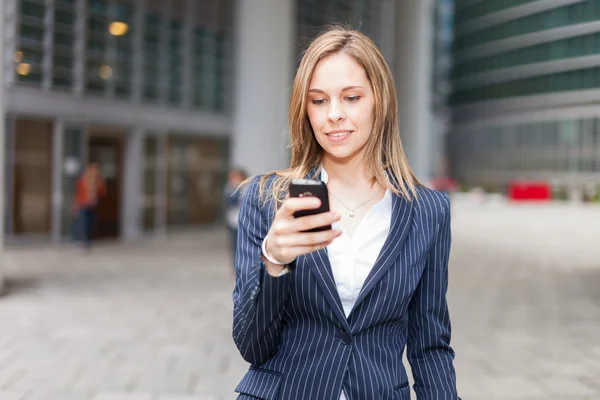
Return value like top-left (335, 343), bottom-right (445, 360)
top-left (309, 53), bottom-right (369, 89)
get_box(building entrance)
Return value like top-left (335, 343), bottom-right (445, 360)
top-left (88, 127), bottom-right (125, 240)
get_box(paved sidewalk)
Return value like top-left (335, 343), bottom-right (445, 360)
top-left (0, 203), bottom-right (599, 400)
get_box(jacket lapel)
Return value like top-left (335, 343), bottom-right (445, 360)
top-left (301, 165), bottom-right (351, 330)
top-left (306, 248), bottom-right (351, 331)
top-left (349, 191), bottom-right (414, 316)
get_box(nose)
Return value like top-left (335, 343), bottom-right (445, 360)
top-left (327, 100), bottom-right (346, 122)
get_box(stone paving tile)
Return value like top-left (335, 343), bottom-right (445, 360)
top-left (0, 205), bottom-right (599, 400)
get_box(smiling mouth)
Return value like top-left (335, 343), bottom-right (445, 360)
top-left (325, 130), bottom-right (353, 137)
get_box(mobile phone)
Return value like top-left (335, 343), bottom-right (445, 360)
top-left (288, 179), bottom-right (332, 232)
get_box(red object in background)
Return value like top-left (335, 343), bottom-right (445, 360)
top-left (430, 177), bottom-right (459, 193)
top-left (508, 181), bottom-right (551, 201)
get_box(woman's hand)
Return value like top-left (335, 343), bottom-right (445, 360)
top-left (263, 196), bottom-right (342, 276)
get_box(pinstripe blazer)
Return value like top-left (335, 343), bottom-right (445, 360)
top-left (232, 169), bottom-right (459, 400)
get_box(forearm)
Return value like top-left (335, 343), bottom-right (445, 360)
top-left (233, 257), bottom-right (293, 365)
top-left (408, 342), bottom-right (458, 399)
top-left (408, 193), bottom-right (459, 398)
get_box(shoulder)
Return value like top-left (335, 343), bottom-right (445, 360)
top-left (412, 185), bottom-right (451, 223)
top-left (239, 174), bottom-right (281, 223)
top-left (241, 173), bottom-right (279, 207)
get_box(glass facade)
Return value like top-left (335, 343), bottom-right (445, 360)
top-left (53, 0), bottom-right (77, 89)
top-left (452, 0), bottom-right (600, 104)
top-left (454, 0), bottom-right (600, 52)
top-left (449, 118), bottom-right (600, 190)
top-left (296, 0), bottom-right (382, 55)
top-left (17, 0), bottom-right (45, 85)
top-left (14, 0), bottom-right (233, 112)
top-left (454, 0), bottom-right (540, 24)
top-left (453, 32), bottom-right (600, 78)
top-left (452, 66), bottom-right (600, 104)
top-left (451, 1), bottom-right (600, 191)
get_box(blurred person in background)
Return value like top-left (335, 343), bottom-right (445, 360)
top-left (73, 162), bottom-right (106, 250)
top-left (224, 167), bottom-right (249, 268)
top-left (232, 26), bottom-right (459, 399)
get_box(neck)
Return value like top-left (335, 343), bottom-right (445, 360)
top-left (321, 154), bottom-right (374, 189)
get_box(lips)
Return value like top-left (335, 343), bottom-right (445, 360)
top-left (325, 130), bottom-right (353, 137)
top-left (324, 130), bottom-right (353, 143)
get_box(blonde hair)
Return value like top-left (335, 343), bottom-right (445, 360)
top-left (256, 25), bottom-right (420, 206)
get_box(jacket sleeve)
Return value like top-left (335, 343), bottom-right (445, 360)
top-left (232, 176), bottom-right (294, 366)
top-left (407, 194), bottom-right (460, 400)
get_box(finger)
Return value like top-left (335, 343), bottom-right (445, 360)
top-left (272, 229), bottom-right (342, 248)
top-left (292, 211), bottom-right (341, 233)
top-left (271, 211), bottom-right (340, 236)
top-left (283, 240), bottom-right (336, 260)
top-left (277, 196), bottom-right (322, 218)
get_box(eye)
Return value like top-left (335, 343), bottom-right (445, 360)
top-left (346, 96), bottom-right (361, 102)
top-left (311, 99), bottom-right (327, 105)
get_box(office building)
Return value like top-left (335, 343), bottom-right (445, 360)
top-left (1, 0), bottom-right (445, 244)
top-left (450, 0), bottom-right (600, 193)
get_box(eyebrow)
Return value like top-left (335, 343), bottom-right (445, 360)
top-left (308, 86), bottom-right (364, 94)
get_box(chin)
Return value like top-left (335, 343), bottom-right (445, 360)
top-left (322, 147), bottom-right (359, 162)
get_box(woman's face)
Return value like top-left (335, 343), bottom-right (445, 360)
top-left (306, 52), bottom-right (375, 164)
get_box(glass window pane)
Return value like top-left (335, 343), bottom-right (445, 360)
top-left (21, 1), bottom-right (45, 19)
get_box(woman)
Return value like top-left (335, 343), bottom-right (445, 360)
top-left (233, 26), bottom-right (459, 400)
top-left (73, 162), bottom-right (106, 249)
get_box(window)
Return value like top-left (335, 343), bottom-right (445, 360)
top-left (452, 67), bottom-right (600, 105)
top-left (86, 0), bottom-right (109, 94)
top-left (168, 19), bottom-right (183, 105)
top-left (454, 0), bottom-right (600, 51)
top-left (53, 1), bottom-right (76, 89)
top-left (296, 0), bottom-right (382, 61)
top-left (143, 11), bottom-right (161, 102)
top-left (455, 0), bottom-right (540, 25)
top-left (113, 0), bottom-right (134, 99)
top-left (454, 32), bottom-right (600, 79)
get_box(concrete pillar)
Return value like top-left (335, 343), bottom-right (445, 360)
top-left (122, 128), bottom-right (143, 240)
top-left (395, 0), bottom-right (435, 182)
top-left (51, 119), bottom-right (64, 242)
top-left (378, 0), bottom-right (397, 66)
top-left (0, 1), bottom-right (5, 296)
top-left (231, 0), bottom-right (295, 177)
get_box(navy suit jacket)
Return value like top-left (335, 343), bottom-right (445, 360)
top-left (232, 171), bottom-right (459, 400)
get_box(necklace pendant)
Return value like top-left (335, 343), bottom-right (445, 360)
top-left (349, 211), bottom-right (354, 217)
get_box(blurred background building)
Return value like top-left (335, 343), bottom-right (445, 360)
top-left (1, 0), bottom-right (452, 244)
top-left (449, 0), bottom-right (600, 196)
